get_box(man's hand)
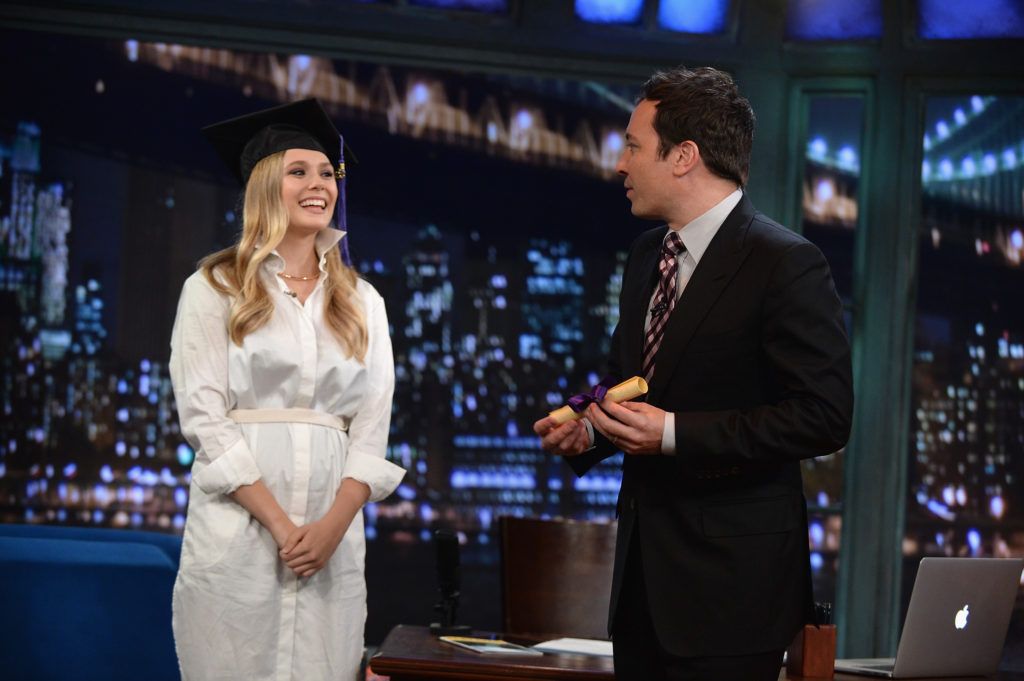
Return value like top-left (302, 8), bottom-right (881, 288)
top-left (586, 400), bottom-right (666, 455)
top-left (280, 517), bottom-right (347, 578)
top-left (533, 416), bottom-right (591, 457)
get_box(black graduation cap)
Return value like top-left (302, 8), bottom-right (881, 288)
top-left (202, 98), bottom-right (356, 264)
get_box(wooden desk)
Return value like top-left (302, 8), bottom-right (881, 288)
top-left (370, 625), bottom-right (1024, 681)
top-left (370, 625), bottom-right (613, 680)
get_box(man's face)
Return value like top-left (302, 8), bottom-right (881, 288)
top-left (615, 99), bottom-right (676, 221)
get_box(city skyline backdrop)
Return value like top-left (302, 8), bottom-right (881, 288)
top-left (2, 29), bottom-right (1022, 642)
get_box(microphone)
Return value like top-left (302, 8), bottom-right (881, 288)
top-left (436, 529), bottom-right (460, 600)
top-left (650, 300), bottom-right (668, 316)
top-left (429, 529), bottom-right (472, 636)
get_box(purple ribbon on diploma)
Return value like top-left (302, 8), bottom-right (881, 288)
top-left (567, 376), bottom-right (618, 414)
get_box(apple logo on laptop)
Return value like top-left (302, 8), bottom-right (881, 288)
top-left (955, 604), bottom-right (970, 630)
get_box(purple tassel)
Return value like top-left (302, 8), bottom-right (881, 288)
top-left (336, 133), bottom-right (352, 267)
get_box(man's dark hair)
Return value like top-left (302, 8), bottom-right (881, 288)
top-left (638, 66), bottom-right (755, 186)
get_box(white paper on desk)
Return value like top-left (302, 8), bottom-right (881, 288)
top-left (532, 638), bottom-right (614, 657)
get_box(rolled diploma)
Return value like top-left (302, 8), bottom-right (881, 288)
top-left (547, 376), bottom-right (649, 425)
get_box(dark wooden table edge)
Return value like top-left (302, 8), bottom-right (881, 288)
top-left (369, 625), bottom-right (614, 680)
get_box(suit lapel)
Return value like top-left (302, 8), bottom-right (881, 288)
top-left (620, 231), bottom-right (663, 380)
top-left (646, 197), bottom-right (755, 404)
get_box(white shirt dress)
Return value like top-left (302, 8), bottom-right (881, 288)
top-left (169, 228), bottom-right (405, 681)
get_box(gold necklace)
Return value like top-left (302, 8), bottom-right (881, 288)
top-left (277, 270), bottom-right (319, 281)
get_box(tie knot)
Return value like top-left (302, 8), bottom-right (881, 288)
top-left (663, 231), bottom-right (684, 257)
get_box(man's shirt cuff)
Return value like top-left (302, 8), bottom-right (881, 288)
top-left (583, 417), bottom-right (596, 449)
top-left (661, 411), bottom-right (676, 455)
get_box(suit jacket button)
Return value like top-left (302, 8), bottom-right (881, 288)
top-left (629, 498), bottom-right (636, 511)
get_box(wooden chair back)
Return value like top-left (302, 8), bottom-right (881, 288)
top-left (499, 516), bottom-right (617, 640)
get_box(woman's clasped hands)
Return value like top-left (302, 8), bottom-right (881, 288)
top-left (270, 516), bottom-right (349, 579)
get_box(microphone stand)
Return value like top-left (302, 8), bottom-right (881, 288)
top-left (429, 593), bottom-right (471, 636)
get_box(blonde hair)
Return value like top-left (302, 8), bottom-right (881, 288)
top-left (199, 151), bottom-right (368, 361)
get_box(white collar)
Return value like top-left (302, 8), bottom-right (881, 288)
top-left (263, 227), bottom-right (346, 274)
top-left (667, 188), bottom-right (742, 265)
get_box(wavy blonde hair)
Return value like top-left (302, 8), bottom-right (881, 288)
top-left (199, 150), bottom-right (368, 361)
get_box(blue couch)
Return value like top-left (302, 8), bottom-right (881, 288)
top-left (0, 524), bottom-right (182, 681)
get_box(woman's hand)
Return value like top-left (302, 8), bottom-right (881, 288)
top-left (279, 516), bottom-right (348, 578)
top-left (280, 478), bottom-right (370, 578)
top-left (268, 516), bottom-right (299, 551)
top-left (230, 480), bottom-right (297, 550)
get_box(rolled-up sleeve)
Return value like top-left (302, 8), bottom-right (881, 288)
top-left (342, 284), bottom-right (405, 502)
top-left (169, 272), bottom-right (261, 496)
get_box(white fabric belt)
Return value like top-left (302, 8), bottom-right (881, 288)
top-left (228, 408), bottom-right (348, 432)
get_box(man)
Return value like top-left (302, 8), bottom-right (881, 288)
top-left (533, 67), bottom-right (853, 681)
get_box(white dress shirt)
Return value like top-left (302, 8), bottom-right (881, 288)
top-left (169, 226), bottom-right (405, 680)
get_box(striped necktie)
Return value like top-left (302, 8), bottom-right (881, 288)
top-left (641, 231), bottom-right (685, 382)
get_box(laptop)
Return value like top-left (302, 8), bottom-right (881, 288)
top-left (835, 557), bottom-right (1023, 678)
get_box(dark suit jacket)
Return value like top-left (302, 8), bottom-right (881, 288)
top-left (569, 194), bottom-right (853, 657)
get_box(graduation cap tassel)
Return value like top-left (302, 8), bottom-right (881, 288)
top-left (336, 133), bottom-right (352, 267)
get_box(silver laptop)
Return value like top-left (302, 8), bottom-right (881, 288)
top-left (835, 557), bottom-right (1023, 678)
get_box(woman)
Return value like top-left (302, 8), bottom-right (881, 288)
top-left (169, 99), bottom-right (405, 681)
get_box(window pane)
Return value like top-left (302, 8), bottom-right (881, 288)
top-left (797, 93), bottom-right (864, 605)
top-left (786, 0), bottom-right (882, 40)
top-left (802, 95), bottom-right (863, 304)
top-left (575, 0), bottom-right (643, 25)
top-left (806, 511), bottom-right (841, 605)
top-left (657, 0), bottom-right (730, 34)
top-left (908, 94), bottom-right (1024, 656)
top-left (919, 0), bottom-right (1024, 39)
